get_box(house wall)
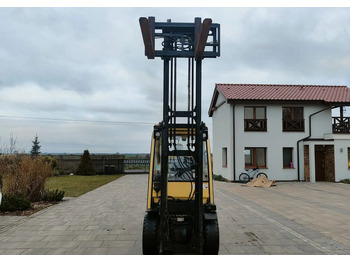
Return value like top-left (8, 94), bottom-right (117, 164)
top-left (212, 101), bottom-right (335, 181)
top-left (211, 93), bottom-right (234, 180)
top-left (333, 137), bottom-right (350, 181)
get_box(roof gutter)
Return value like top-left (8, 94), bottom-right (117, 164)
top-left (296, 105), bottom-right (335, 181)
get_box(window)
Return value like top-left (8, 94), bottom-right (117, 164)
top-left (348, 148), bottom-right (350, 169)
top-left (244, 147), bottom-right (267, 168)
top-left (283, 107), bottom-right (304, 132)
top-left (165, 135), bottom-right (209, 182)
top-left (222, 147), bottom-right (227, 168)
top-left (283, 148), bottom-right (294, 168)
top-left (244, 106), bottom-right (267, 131)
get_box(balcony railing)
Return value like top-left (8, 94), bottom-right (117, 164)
top-left (244, 119), bottom-right (267, 131)
top-left (333, 117), bottom-right (350, 133)
top-left (283, 119), bottom-right (305, 132)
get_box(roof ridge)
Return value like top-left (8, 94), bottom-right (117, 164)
top-left (214, 83), bottom-right (350, 103)
top-left (216, 83), bottom-right (348, 88)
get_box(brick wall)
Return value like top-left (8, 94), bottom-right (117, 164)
top-left (324, 146), bottom-right (335, 182)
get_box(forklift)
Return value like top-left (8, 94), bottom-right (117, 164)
top-left (139, 17), bottom-right (220, 255)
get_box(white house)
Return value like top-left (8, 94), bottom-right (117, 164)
top-left (208, 83), bottom-right (350, 182)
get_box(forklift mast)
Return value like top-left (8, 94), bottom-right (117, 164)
top-left (139, 17), bottom-right (220, 254)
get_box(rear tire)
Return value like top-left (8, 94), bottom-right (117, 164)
top-left (239, 173), bottom-right (250, 183)
top-left (142, 212), bottom-right (159, 255)
top-left (204, 219), bottom-right (219, 255)
top-left (256, 172), bottom-right (268, 179)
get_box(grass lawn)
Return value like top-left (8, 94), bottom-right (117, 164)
top-left (45, 175), bottom-right (123, 197)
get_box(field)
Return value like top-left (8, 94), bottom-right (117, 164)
top-left (45, 175), bottom-right (123, 197)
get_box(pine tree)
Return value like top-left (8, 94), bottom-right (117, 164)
top-left (75, 150), bottom-right (96, 176)
top-left (30, 134), bottom-right (41, 157)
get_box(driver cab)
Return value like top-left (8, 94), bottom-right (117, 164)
top-left (147, 127), bottom-right (213, 209)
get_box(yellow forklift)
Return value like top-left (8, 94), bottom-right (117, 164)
top-left (139, 17), bottom-right (220, 255)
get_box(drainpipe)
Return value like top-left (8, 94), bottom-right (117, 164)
top-left (232, 104), bottom-right (236, 182)
top-left (297, 105), bottom-right (334, 181)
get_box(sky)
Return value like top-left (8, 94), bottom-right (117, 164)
top-left (1, 4), bottom-right (350, 154)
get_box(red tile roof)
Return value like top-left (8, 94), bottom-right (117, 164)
top-left (216, 83), bottom-right (350, 103)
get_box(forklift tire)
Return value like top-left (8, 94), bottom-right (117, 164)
top-left (142, 213), bottom-right (159, 255)
top-left (203, 219), bottom-right (219, 255)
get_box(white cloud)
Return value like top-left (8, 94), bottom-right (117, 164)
top-left (1, 7), bottom-right (350, 153)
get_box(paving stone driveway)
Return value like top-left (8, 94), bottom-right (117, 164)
top-left (1, 175), bottom-right (350, 255)
top-left (0, 175), bottom-right (145, 255)
top-left (215, 180), bottom-right (350, 255)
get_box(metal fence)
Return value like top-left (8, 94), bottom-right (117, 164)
top-left (124, 159), bottom-right (150, 174)
top-left (56, 155), bottom-right (150, 175)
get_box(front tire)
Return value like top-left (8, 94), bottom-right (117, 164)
top-left (142, 212), bottom-right (159, 255)
top-left (239, 173), bottom-right (250, 183)
top-left (203, 219), bottom-right (219, 255)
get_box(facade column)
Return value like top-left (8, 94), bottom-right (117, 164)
top-left (309, 144), bottom-right (316, 183)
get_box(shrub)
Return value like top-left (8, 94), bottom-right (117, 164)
top-left (75, 150), bottom-right (96, 176)
top-left (42, 156), bottom-right (58, 169)
top-left (213, 174), bottom-right (227, 182)
top-left (52, 169), bottom-right (65, 176)
top-left (0, 154), bottom-right (21, 175)
top-left (43, 189), bottom-right (65, 202)
top-left (340, 179), bottom-right (350, 184)
top-left (0, 175), bottom-right (2, 204)
top-left (0, 194), bottom-right (31, 212)
top-left (43, 156), bottom-right (63, 176)
top-left (2, 155), bottom-right (52, 202)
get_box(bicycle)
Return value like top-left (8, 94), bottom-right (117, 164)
top-left (239, 167), bottom-right (268, 183)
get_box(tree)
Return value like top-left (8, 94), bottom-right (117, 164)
top-left (9, 133), bottom-right (17, 154)
top-left (0, 134), bottom-right (20, 154)
top-left (75, 150), bottom-right (96, 176)
top-left (30, 134), bottom-right (41, 157)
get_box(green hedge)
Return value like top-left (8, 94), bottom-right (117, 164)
top-left (43, 189), bottom-right (65, 202)
top-left (0, 195), bottom-right (31, 212)
top-left (213, 174), bottom-right (227, 182)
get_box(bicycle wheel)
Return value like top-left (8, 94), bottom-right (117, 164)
top-left (256, 172), bottom-right (268, 179)
top-left (239, 173), bottom-right (250, 183)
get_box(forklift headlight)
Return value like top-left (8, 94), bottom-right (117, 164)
top-left (203, 132), bottom-right (207, 140)
top-left (155, 131), bottom-right (161, 139)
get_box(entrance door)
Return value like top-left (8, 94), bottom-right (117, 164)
top-left (315, 146), bottom-right (325, 181)
top-left (314, 145), bottom-right (335, 182)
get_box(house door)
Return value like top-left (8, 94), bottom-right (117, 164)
top-left (315, 145), bottom-right (335, 182)
top-left (315, 146), bottom-right (325, 181)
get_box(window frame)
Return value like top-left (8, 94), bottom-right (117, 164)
top-left (283, 147), bottom-right (294, 169)
top-left (348, 148), bottom-right (350, 169)
top-left (244, 147), bottom-right (267, 169)
top-left (222, 147), bottom-right (227, 168)
top-left (244, 106), bottom-right (267, 132)
top-left (282, 107), bottom-right (305, 132)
